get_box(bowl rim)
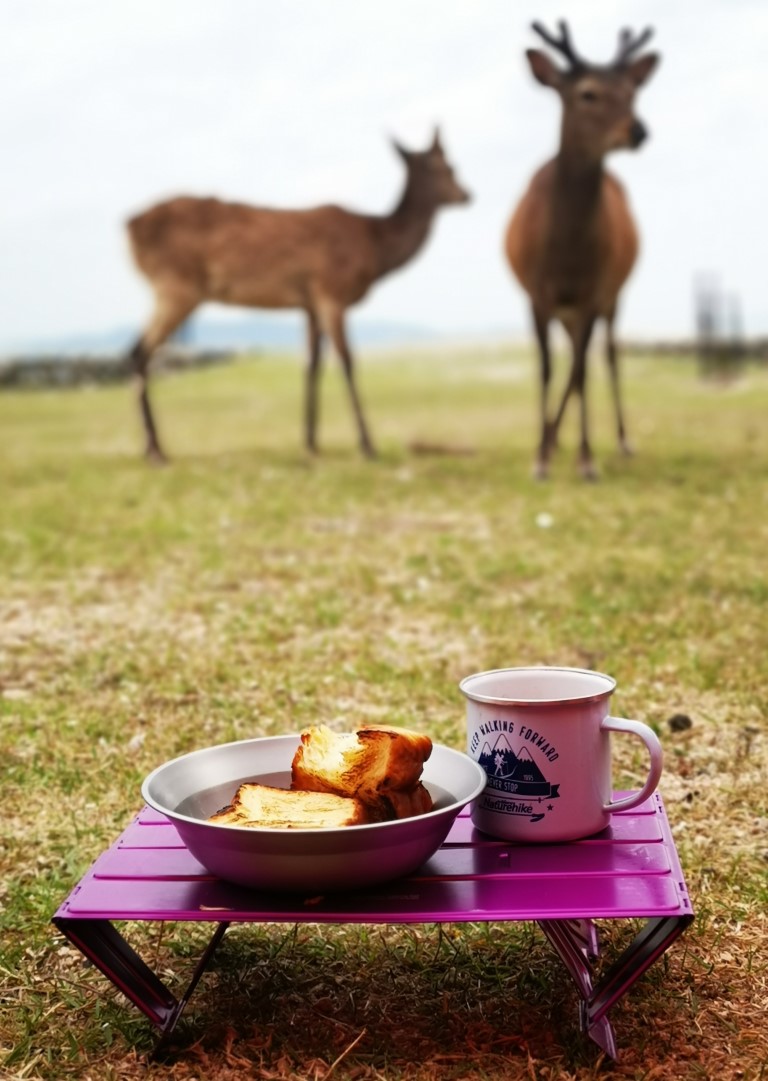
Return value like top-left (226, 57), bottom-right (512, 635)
top-left (141, 734), bottom-right (486, 835)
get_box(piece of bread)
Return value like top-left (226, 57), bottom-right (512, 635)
top-left (291, 724), bottom-right (433, 819)
top-left (374, 782), bottom-right (434, 820)
top-left (209, 782), bottom-right (372, 829)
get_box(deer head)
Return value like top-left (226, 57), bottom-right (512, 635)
top-left (525, 21), bottom-right (660, 160)
top-left (392, 128), bottom-right (472, 206)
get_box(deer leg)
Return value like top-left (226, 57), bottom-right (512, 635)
top-left (550, 361), bottom-right (578, 446)
top-left (128, 337), bottom-right (159, 462)
top-left (130, 293), bottom-right (197, 462)
top-left (321, 304), bottom-right (376, 458)
top-left (575, 357), bottom-right (597, 480)
top-left (605, 315), bottom-right (632, 456)
top-left (304, 310), bottom-right (324, 454)
top-left (549, 317), bottom-right (597, 478)
top-left (573, 318), bottom-right (597, 480)
top-left (532, 307), bottom-right (553, 479)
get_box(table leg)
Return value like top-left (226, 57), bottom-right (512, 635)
top-left (539, 915), bottom-right (693, 1060)
top-left (53, 917), bottom-right (230, 1040)
top-left (585, 915), bottom-right (694, 1028)
top-left (567, 918), bottom-right (600, 960)
top-left (537, 919), bottom-right (617, 1060)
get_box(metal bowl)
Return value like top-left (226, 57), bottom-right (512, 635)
top-left (141, 735), bottom-right (486, 892)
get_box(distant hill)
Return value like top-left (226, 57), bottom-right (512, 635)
top-left (2, 313), bottom-right (445, 357)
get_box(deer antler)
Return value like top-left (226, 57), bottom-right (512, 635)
top-left (530, 20), bottom-right (586, 71)
top-left (614, 26), bottom-right (654, 66)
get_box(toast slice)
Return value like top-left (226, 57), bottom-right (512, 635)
top-left (374, 781), bottom-right (434, 820)
top-left (291, 724), bottom-right (433, 819)
top-left (209, 782), bottom-right (372, 829)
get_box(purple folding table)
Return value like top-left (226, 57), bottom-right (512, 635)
top-left (52, 790), bottom-right (693, 1061)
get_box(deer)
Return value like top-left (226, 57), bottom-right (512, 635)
top-left (505, 21), bottom-right (660, 479)
top-left (126, 129), bottom-right (470, 462)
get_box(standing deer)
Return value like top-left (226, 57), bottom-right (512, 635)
top-left (505, 22), bottom-right (660, 478)
top-left (126, 130), bottom-right (470, 462)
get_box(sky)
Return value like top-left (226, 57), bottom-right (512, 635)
top-left (2, 0), bottom-right (767, 352)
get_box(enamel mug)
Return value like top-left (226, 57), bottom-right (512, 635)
top-left (461, 666), bottom-right (663, 843)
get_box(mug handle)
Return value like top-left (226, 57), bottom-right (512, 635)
top-left (600, 716), bottom-right (664, 813)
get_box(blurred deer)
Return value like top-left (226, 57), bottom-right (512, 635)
top-left (505, 22), bottom-right (659, 478)
top-left (127, 130), bottom-right (470, 461)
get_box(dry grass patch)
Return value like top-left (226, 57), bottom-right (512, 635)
top-left (1, 348), bottom-right (767, 1080)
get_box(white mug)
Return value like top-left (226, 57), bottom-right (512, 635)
top-left (460, 666), bottom-right (663, 843)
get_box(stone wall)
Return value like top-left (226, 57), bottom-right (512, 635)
top-left (0, 347), bottom-right (236, 389)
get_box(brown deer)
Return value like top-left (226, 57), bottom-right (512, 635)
top-left (505, 22), bottom-right (660, 478)
top-left (126, 130), bottom-right (470, 462)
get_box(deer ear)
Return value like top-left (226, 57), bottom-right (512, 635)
top-left (431, 126), bottom-right (443, 153)
top-left (391, 137), bottom-right (411, 162)
top-left (526, 49), bottom-right (562, 88)
top-left (627, 52), bottom-right (659, 87)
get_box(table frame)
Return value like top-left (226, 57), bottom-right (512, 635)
top-left (53, 791), bottom-right (693, 1061)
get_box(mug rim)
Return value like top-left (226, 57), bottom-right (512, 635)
top-left (459, 665), bottom-right (616, 707)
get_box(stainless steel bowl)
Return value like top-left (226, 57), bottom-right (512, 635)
top-left (141, 735), bottom-right (486, 892)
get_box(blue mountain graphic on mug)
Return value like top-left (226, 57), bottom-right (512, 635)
top-left (478, 734), bottom-right (559, 799)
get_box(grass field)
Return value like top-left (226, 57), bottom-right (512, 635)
top-left (1, 345), bottom-right (767, 1081)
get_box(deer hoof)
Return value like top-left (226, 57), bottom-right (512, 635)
top-left (533, 460), bottom-right (550, 481)
top-left (579, 461), bottom-right (599, 482)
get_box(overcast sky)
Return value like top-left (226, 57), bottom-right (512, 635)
top-left (2, 0), bottom-right (767, 351)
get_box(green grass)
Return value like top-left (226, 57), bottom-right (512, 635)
top-left (1, 345), bottom-right (767, 1080)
